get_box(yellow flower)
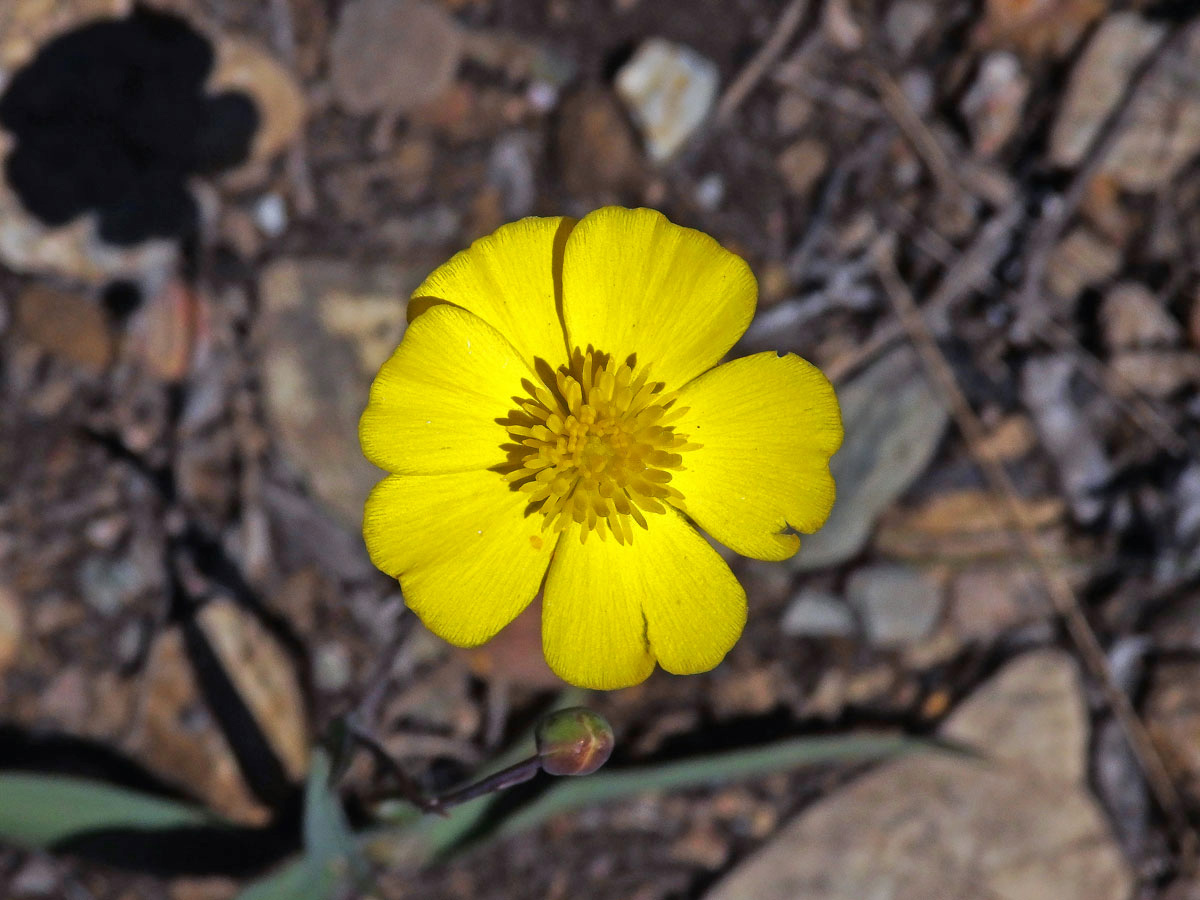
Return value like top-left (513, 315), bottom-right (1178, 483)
top-left (360, 207), bottom-right (843, 690)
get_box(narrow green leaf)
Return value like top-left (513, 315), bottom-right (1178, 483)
top-left (303, 749), bottom-right (358, 866)
top-left (0, 773), bottom-right (210, 848)
top-left (234, 857), bottom-right (320, 900)
top-left (493, 733), bottom-right (931, 842)
top-left (234, 748), bottom-right (365, 900)
top-left (365, 730), bottom-right (933, 870)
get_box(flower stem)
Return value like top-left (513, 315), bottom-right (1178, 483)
top-left (434, 756), bottom-right (543, 811)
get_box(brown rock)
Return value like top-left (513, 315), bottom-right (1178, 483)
top-left (1147, 661), bottom-right (1200, 807)
top-left (950, 565), bottom-right (1050, 639)
top-left (0, 583), bottom-right (22, 673)
top-left (707, 652), bottom-right (1131, 900)
top-left (670, 823), bottom-right (730, 870)
top-left (961, 52), bottom-right (1029, 157)
top-left (15, 284), bottom-right (113, 372)
top-left (775, 91), bottom-right (814, 134)
top-left (170, 878), bottom-right (240, 900)
top-left (131, 626), bottom-right (270, 824)
top-left (330, 0), bottom-right (463, 116)
top-left (197, 600), bottom-right (309, 780)
top-left (258, 257), bottom-right (425, 528)
top-left (557, 87), bottom-right (643, 199)
top-left (461, 597), bottom-right (563, 691)
top-left (874, 489), bottom-right (1066, 562)
top-left (974, 0), bottom-right (1105, 58)
top-left (1051, 14), bottom-right (1200, 191)
top-left (0, 0), bottom-right (127, 71)
top-left (974, 414), bottom-right (1037, 462)
top-left (1110, 351), bottom-right (1200, 399)
top-left (777, 138), bottom-right (829, 197)
top-left (1047, 228), bottom-right (1122, 303)
top-left (131, 278), bottom-right (198, 382)
top-left (1100, 282), bottom-right (1182, 350)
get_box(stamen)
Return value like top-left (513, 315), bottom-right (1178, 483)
top-left (504, 350), bottom-right (697, 543)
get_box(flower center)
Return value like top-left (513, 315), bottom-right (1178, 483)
top-left (503, 350), bottom-right (698, 544)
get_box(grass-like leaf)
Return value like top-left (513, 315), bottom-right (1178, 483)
top-left (0, 773), bottom-right (210, 848)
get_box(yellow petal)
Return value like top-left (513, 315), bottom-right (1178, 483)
top-left (673, 352), bottom-right (843, 561)
top-left (359, 304), bottom-right (534, 475)
top-left (561, 207), bottom-right (756, 390)
top-left (542, 512), bottom-right (746, 688)
top-left (409, 216), bottom-right (575, 371)
top-left (363, 471), bottom-right (555, 647)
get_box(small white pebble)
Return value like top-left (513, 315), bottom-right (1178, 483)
top-left (526, 80), bottom-right (558, 112)
top-left (694, 173), bottom-right (725, 211)
top-left (253, 193), bottom-right (288, 237)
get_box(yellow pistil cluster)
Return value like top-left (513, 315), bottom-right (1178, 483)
top-left (504, 350), bottom-right (698, 543)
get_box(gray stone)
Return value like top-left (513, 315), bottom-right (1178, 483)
top-left (884, 0), bottom-right (934, 57)
top-left (847, 564), bottom-right (943, 645)
top-left (781, 589), bottom-right (855, 637)
top-left (791, 346), bottom-right (949, 571)
top-left (1021, 357), bottom-right (1111, 524)
top-left (78, 554), bottom-right (144, 616)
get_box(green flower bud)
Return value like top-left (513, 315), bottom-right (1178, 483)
top-left (535, 707), bottom-right (614, 776)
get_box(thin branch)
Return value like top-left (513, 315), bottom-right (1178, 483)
top-left (863, 62), bottom-right (964, 205)
top-left (873, 237), bottom-right (1196, 866)
top-left (715, 0), bottom-right (811, 124)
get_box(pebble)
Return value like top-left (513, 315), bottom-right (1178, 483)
top-left (1046, 228), bottom-right (1121, 303)
top-left (846, 565), bottom-right (945, 646)
top-left (791, 347), bottom-right (950, 571)
top-left (694, 172), bottom-right (725, 211)
top-left (259, 257), bottom-right (425, 528)
top-left (488, 132), bottom-right (537, 219)
top-left (15, 284), bottom-right (113, 373)
top-left (615, 38), bottom-right (719, 162)
top-left (780, 589), bottom-right (855, 638)
top-left (1050, 14), bottom-right (1200, 191)
top-left (707, 652), bottom-right (1131, 900)
top-left (884, 0), bottom-right (934, 57)
top-left (1021, 356), bottom-right (1111, 524)
top-left (557, 87), bottom-right (643, 197)
top-left (0, 583), bottom-right (23, 674)
top-left (252, 193), bottom-right (288, 238)
top-left (961, 51), bottom-right (1029, 157)
top-left (209, 35), bottom-right (307, 166)
top-left (78, 553), bottom-right (144, 616)
top-left (197, 600), bottom-right (309, 779)
top-left (314, 640), bottom-right (354, 693)
top-left (330, 0), bottom-right (463, 115)
top-left (9, 855), bottom-right (60, 896)
top-left (775, 91), bottom-right (814, 134)
top-left (777, 138), bottom-right (829, 197)
top-left (1100, 282), bottom-right (1181, 350)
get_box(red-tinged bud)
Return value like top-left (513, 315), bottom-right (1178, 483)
top-left (535, 707), bottom-right (614, 776)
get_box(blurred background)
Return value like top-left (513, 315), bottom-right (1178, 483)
top-left (1, 0), bottom-right (1200, 898)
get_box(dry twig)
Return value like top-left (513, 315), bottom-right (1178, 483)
top-left (873, 237), bottom-right (1197, 866)
top-left (715, 0), bottom-right (811, 124)
top-left (862, 62), bottom-right (964, 205)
